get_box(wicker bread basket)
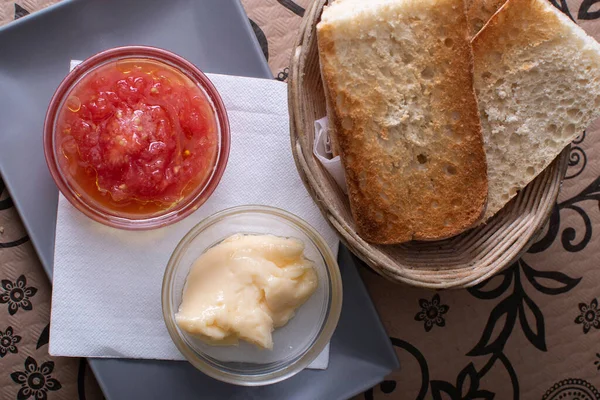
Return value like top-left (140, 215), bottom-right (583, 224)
top-left (288, 0), bottom-right (570, 289)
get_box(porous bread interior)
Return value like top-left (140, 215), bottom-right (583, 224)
top-left (318, 0), bottom-right (488, 243)
top-left (473, 0), bottom-right (600, 220)
top-left (465, 0), bottom-right (507, 37)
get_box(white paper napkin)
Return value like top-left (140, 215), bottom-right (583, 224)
top-left (49, 73), bottom-right (338, 370)
top-left (312, 117), bottom-right (347, 192)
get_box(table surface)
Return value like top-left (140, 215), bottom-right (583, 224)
top-left (2, 0), bottom-right (600, 399)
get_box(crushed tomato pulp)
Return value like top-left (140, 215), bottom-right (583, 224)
top-left (56, 58), bottom-right (218, 215)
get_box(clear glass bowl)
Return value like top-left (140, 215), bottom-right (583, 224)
top-left (43, 46), bottom-right (230, 230)
top-left (162, 205), bottom-right (342, 385)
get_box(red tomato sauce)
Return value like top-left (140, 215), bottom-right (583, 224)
top-left (56, 58), bottom-right (218, 216)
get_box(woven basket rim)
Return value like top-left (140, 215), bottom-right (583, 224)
top-left (287, 0), bottom-right (568, 289)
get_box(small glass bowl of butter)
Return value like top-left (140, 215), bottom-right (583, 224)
top-left (162, 205), bottom-right (342, 386)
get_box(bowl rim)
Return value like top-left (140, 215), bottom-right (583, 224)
top-left (161, 204), bottom-right (343, 386)
top-left (43, 45), bottom-right (230, 230)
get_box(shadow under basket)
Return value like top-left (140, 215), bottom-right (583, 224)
top-left (288, 0), bottom-right (570, 289)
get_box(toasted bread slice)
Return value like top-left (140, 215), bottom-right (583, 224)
top-left (317, 0), bottom-right (488, 244)
top-left (473, 0), bottom-right (600, 220)
top-left (466, 0), bottom-right (507, 37)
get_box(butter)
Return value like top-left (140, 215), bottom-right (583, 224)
top-left (175, 234), bottom-right (318, 350)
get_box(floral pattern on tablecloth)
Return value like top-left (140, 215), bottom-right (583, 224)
top-left (2, 0), bottom-right (600, 399)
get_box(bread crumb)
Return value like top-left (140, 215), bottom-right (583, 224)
top-left (520, 62), bottom-right (537, 71)
top-left (0, 226), bottom-right (4, 235)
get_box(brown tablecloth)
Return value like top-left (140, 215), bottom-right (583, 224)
top-left (2, 1), bottom-right (600, 399)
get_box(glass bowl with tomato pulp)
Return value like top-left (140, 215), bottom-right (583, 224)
top-left (44, 46), bottom-right (230, 229)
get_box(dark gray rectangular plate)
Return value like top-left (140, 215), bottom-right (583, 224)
top-left (0, 0), bottom-right (399, 398)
